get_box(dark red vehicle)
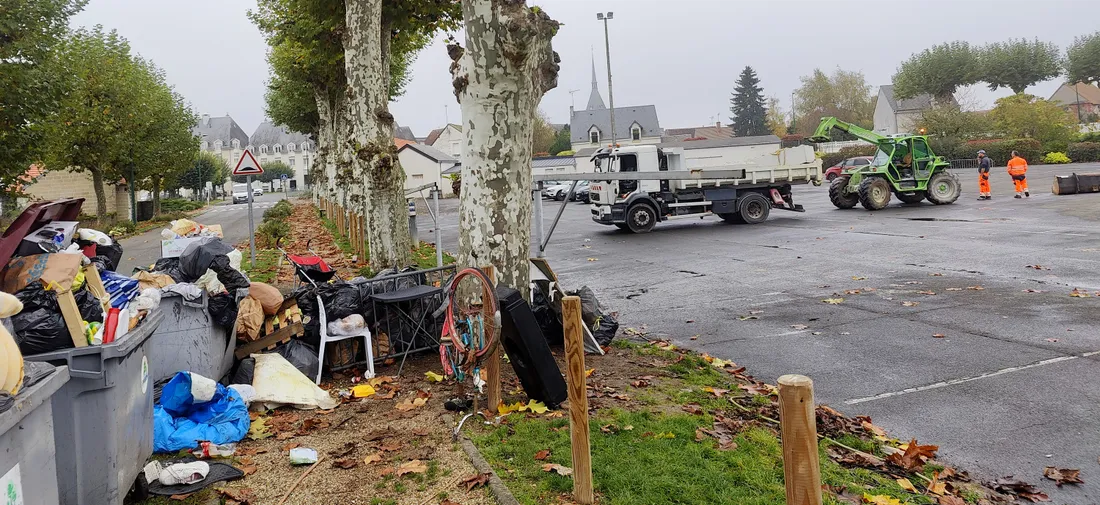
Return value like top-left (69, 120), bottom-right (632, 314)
top-left (824, 156), bottom-right (873, 181)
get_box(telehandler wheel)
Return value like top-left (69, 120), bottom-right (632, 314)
top-left (828, 177), bottom-right (859, 209)
top-left (719, 213), bottom-right (745, 224)
top-left (626, 203), bottom-right (657, 233)
top-left (858, 177), bottom-right (892, 210)
top-left (896, 192), bottom-right (924, 204)
top-left (737, 193), bottom-right (771, 224)
top-left (925, 171), bottom-right (962, 205)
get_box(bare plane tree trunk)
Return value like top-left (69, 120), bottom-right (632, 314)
top-left (90, 167), bottom-right (108, 223)
top-left (450, 0), bottom-right (560, 296)
top-left (344, 0), bottom-right (412, 270)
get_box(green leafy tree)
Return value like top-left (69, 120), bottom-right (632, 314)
top-left (41, 26), bottom-right (144, 222)
top-left (793, 68), bottom-right (875, 136)
top-left (239, 160), bottom-right (294, 185)
top-left (982, 39), bottom-right (1062, 94)
top-left (0, 0), bottom-right (88, 192)
top-left (989, 94), bottom-right (1076, 150)
top-left (531, 111), bottom-right (557, 155)
top-left (915, 106), bottom-right (988, 140)
top-left (549, 125), bottom-right (571, 155)
top-left (175, 151), bottom-right (227, 198)
top-left (1067, 31), bottom-right (1100, 86)
top-left (764, 96), bottom-right (788, 138)
top-left (127, 58), bottom-right (198, 214)
top-left (893, 41), bottom-right (981, 103)
top-left (729, 66), bottom-right (768, 137)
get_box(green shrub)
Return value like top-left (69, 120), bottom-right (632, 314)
top-left (1042, 139), bottom-right (1070, 155)
top-left (820, 145), bottom-right (877, 169)
top-left (966, 138), bottom-right (1042, 165)
top-left (1067, 142), bottom-right (1100, 163)
top-left (1043, 152), bottom-right (1071, 164)
top-left (927, 136), bottom-right (970, 160)
top-left (256, 219), bottom-right (290, 247)
top-left (1078, 132), bottom-right (1100, 143)
top-left (263, 199), bottom-right (294, 222)
top-left (159, 198), bottom-right (203, 212)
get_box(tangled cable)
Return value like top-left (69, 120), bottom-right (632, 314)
top-left (439, 267), bottom-right (499, 386)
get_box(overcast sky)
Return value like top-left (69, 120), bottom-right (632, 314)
top-left (72, 0), bottom-right (1096, 138)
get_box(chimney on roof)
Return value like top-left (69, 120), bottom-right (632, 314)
top-left (201, 114), bottom-right (210, 127)
top-left (716, 121), bottom-right (721, 128)
top-left (569, 105), bottom-right (574, 119)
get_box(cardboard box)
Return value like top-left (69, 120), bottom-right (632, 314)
top-left (16, 221), bottom-right (79, 256)
top-left (1, 253), bottom-right (83, 293)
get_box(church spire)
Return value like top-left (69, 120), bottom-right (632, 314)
top-left (586, 52), bottom-right (606, 110)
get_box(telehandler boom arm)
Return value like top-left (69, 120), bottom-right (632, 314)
top-left (807, 117), bottom-right (886, 144)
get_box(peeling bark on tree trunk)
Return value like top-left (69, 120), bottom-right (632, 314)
top-left (345, 0), bottom-right (412, 270)
top-left (151, 175), bottom-right (161, 215)
top-left (451, 0), bottom-right (560, 297)
top-left (90, 167), bottom-right (108, 223)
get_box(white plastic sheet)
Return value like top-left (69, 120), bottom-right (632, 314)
top-left (251, 353), bottom-right (337, 410)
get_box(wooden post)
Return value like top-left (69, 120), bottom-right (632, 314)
top-left (778, 374), bottom-right (822, 505)
top-left (56, 290), bottom-right (88, 348)
top-left (562, 296), bottom-right (594, 504)
top-left (481, 264), bottom-right (501, 411)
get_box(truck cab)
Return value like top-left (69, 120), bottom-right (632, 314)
top-left (588, 144), bottom-right (676, 208)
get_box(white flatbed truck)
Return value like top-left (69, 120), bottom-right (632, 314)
top-left (585, 144), bottom-right (822, 232)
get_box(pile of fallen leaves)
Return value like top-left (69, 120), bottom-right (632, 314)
top-left (275, 201), bottom-right (358, 285)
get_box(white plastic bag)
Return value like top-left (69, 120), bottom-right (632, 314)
top-left (251, 353), bottom-right (337, 410)
top-left (327, 314), bottom-right (366, 336)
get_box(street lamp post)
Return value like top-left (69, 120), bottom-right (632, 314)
top-left (596, 12), bottom-right (615, 146)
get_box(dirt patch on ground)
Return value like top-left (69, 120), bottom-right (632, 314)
top-left (273, 201), bottom-right (359, 287)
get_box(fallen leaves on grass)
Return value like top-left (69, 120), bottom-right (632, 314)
top-left (863, 494), bottom-right (902, 505)
top-left (460, 472), bottom-right (491, 491)
top-left (362, 453), bottom-right (383, 464)
top-left (280, 442), bottom-right (299, 451)
top-left (886, 439), bottom-right (938, 472)
top-left (332, 458), bottom-right (359, 469)
top-left (169, 494), bottom-right (193, 501)
top-left (938, 496), bottom-right (966, 505)
top-left (216, 488), bottom-right (255, 505)
top-left (240, 465), bottom-right (257, 476)
top-left (367, 376), bottom-right (395, 387)
top-left (631, 379), bottom-right (651, 388)
top-left (1043, 466), bottom-right (1083, 486)
top-left (703, 386), bottom-right (730, 397)
top-left (424, 371), bottom-right (445, 382)
top-left (328, 442), bottom-right (357, 458)
top-left (682, 403), bottom-right (704, 415)
top-left (397, 459), bottom-right (428, 476)
top-left (643, 431), bottom-right (675, 439)
top-left (379, 441), bottom-right (404, 452)
top-left (542, 463), bottom-right (573, 476)
top-left (860, 420), bottom-right (888, 439)
top-left (896, 478), bottom-right (917, 492)
top-left (395, 395), bottom-right (429, 412)
top-left (247, 417), bottom-right (272, 440)
top-left (534, 449), bottom-right (551, 460)
top-left (739, 383), bottom-right (776, 396)
top-left (822, 298), bottom-right (845, 304)
top-left (296, 418), bottom-right (331, 436)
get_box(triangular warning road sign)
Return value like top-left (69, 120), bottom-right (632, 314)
top-left (233, 149), bottom-right (264, 176)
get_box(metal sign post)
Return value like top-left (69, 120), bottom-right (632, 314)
top-left (247, 175), bottom-right (256, 266)
top-left (232, 149), bottom-right (265, 268)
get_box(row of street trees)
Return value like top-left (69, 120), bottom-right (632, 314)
top-left (252, 0), bottom-right (558, 294)
top-left (894, 34), bottom-right (1100, 102)
top-left (4, 0), bottom-right (201, 221)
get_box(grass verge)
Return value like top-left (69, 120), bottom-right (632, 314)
top-left (239, 248), bottom-right (281, 284)
top-left (319, 213), bottom-right (455, 277)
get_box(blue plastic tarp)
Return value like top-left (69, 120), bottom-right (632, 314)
top-left (153, 372), bottom-right (250, 453)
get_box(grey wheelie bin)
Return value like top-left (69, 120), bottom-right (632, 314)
top-left (0, 366), bottom-right (70, 505)
top-left (147, 291), bottom-right (235, 384)
top-left (24, 309), bottom-right (163, 505)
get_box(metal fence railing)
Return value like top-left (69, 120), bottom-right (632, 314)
top-left (946, 158), bottom-right (981, 170)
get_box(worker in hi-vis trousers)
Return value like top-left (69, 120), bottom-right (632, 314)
top-left (977, 149), bottom-right (992, 200)
top-left (1007, 150), bottom-right (1030, 198)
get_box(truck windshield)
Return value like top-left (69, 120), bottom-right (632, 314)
top-left (870, 146), bottom-right (893, 167)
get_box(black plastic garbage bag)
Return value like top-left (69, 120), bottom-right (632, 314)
top-left (569, 285), bottom-right (619, 347)
top-left (531, 283), bottom-right (563, 345)
top-left (12, 284), bottom-right (71, 355)
top-left (152, 257), bottom-right (186, 282)
top-left (209, 255), bottom-right (249, 292)
top-left (319, 281), bottom-right (363, 320)
top-left (89, 255), bottom-right (113, 274)
top-left (74, 288), bottom-right (104, 323)
top-left (274, 340), bottom-right (319, 379)
top-left (179, 238), bottom-right (233, 281)
top-left (96, 241), bottom-right (123, 271)
top-left (207, 293), bottom-right (238, 329)
top-left (231, 357), bottom-right (255, 385)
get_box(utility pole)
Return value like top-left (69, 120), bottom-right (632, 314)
top-left (597, 12), bottom-right (615, 146)
top-left (1075, 83), bottom-right (1083, 124)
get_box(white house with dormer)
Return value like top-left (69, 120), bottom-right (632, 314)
top-left (569, 58), bottom-right (661, 152)
top-left (248, 121), bottom-right (315, 191)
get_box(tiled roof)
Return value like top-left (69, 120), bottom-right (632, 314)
top-left (570, 105), bottom-right (661, 143)
top-left (394, 138), bottom-right (415, 149)
top-left (399, 142), bottom-right (456, 163)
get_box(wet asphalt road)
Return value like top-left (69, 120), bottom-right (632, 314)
top-left (424, 163), bottom-right (1100, 503)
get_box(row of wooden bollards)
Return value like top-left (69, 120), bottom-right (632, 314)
top-left (318, 197), bottom-right (367, 263)
top-left (477, 267), bottom-right (823, 505)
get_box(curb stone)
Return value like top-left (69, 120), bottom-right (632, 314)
top-left (459, 436), bottom-right (522, 505)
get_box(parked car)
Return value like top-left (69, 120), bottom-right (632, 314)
top-left (253, 187), bottom-right (264, 196)
top-left (570, 181), bottom-right (591, 203)
top-left (824, 156), bottom-right (873, 181)
top-left (546, 183), bottom-right (573, 201)
top-left (540, 181), bottom-right (563, 199)
top-left (232, 184), bottom-right (250, 204)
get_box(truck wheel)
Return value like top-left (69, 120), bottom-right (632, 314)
top-left (826, 173), bottom-right (837, 181)
top-left (925, 171), bottom-right (961, 205)
top-left (614, 223), bottom-right (630, 231)
top-left (625, 204), bottom-right (657, 233)
top-left (738, 193), bottom-right (771, 224)
top-left (828, 177), bottom-right (859, 209)
top-left (858, 177), bottom-right (892, 210)
top-left (896, 192), bottom-right (924, 204)
top-left (719, 213), bottom-right (745, 224)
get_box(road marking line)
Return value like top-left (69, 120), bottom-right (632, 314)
top-left (844, 350), bottom-right (1100, 405)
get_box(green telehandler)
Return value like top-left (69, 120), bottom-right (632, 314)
top-left (809, 117), bottom-right (961, 210)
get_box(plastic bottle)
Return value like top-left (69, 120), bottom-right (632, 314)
top-left (192, 442), bottom-right (237, 458)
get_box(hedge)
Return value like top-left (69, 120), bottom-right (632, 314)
top-left (965, 138), bottom-right (1042, 165)
top-left (820, 145), bottom-right (877, 169)
top-left (1067, 142), bottom-right (1100, 163)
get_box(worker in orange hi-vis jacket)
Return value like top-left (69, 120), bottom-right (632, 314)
top-left (1006, 150), bottom-right (1030, 199)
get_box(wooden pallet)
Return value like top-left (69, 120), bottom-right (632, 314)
top-left (234, 299), bottom-right (304, 359)
top-left (56, 264), bottom-right (111, 348)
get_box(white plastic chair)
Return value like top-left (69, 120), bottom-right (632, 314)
top-left (315, 296), bottom-right (374, 384)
